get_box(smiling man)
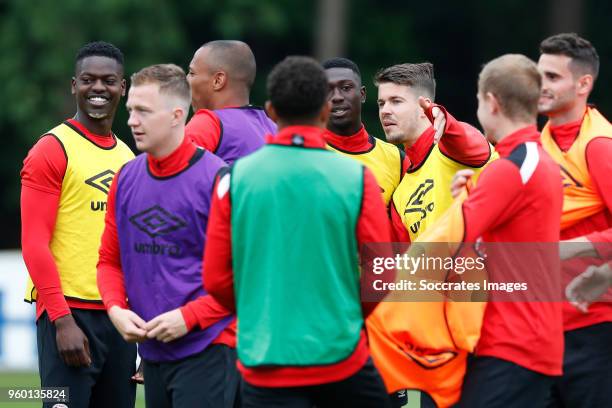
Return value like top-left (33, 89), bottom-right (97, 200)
top-left (322, 58), bottom-right (408, 205)
top-left (20, 41), bottom-right (136, 407)
top-left (97, 64), bottom-right (239, 408)
top-left (537, 32), bottom-right (612, 408)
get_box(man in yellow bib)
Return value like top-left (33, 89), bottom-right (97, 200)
top-left (20, 42), bottom-right (136, 407)
top-left (322, 57), bottom-right (408, 205)
top-left (367, 62), bottom-right (495, 407)
top-left (537, 32), bottom-right (612, 408)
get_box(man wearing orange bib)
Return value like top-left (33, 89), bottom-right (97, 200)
top-left (537, 32), bottom-right (612, 408)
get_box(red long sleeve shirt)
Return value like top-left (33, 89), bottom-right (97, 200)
top-left (390, 105), bottom-right (491, 242)
top-left (461, 125), bottom-right (564, 375)
top-left (21, 119), bottom-right (114, 321)
top-left (184, 109), bottom-right (223, 152)
top-left (549, 117), bottom-right (612, 330)
top-left (203, 125), bottom-right (393, 387)
top-left (96, 136), bottom-right (235, 347)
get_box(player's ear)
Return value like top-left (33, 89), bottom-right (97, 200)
top-left (121, 79), bottom-right (127, 97)
top-left (213, 71), bottom-right (227, 91)
top-left (265, 101), bottom-right (278, 123)
top-left (71, 77), bottom-right (76, 95)
top-left (485, 92), bottom-right (500, 114)
top-left (360, 85), bottom-right (366, 104)
top-left (171, 103), bottom-right (188, 127)
top-left (576, 74), bottom-right (593, 97)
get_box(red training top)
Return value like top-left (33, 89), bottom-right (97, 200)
top-left (204, 125), bottom-right (392, 387)
top-left (461, 125), bottom-right (564, 375)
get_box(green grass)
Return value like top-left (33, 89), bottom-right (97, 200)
top-left (0, 371), bottom-right (145, 408)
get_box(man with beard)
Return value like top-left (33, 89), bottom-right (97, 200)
top-left (367, 62), bottom-right (495, 407)
top-left (21, 41), bottom-right (136, 407)
top-left (537, 32), bottom-right (612, 408)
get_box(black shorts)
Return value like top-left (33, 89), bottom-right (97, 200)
top-left (242, 358), bottom-right (391, 408)
top-left (37, 309), bottom-right (137, 408)
top-left (142, 344), bottom-right (240, 408)
top-left (456, 355), bottom-right (554, 408)
top-left (548, 322), bottom-right (612, 408)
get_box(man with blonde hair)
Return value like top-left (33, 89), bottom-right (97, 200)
top-left (97, 64), bottom-right (238, 408)
top-left (452, 54), bottom-right (563, 407)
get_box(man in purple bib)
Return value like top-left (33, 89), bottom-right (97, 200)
top-left (185, 40), bottom-right (277, 164)
top-left (97, 64), bottom-right (238, 408)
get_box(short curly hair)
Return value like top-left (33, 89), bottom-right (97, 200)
top-left (75, 41), bottom-right (124, 72)
top-left (267, 56), bottom-right (328, 121)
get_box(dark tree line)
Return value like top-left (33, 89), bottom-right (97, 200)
top-left (1, 0), bottom-right (609, 248)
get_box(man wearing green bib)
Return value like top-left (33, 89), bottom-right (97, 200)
top-left (204, 56), bottom-right (393, 407)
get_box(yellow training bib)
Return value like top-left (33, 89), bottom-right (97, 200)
top-left (392, 143), bottom-right (497, 241)
top-left (328, 137), bottom-right (403, 205)
top-left (25, 122), bottom-right (134, 303)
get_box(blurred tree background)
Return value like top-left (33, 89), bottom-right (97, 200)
top-left (0, 0), bottom-right (610, 248)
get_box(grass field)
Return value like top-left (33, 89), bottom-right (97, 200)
top-left (0, 371), bottom-right (145, 408)
top-left (0, 371), bottom-right (422, 407)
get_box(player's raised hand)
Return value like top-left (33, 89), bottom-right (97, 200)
top-left (451, 169), bottom-right (475, 199)
top-left (566, 263), bottom-right (612, 313)
top-left (108, 306), bottom-right (148, 343)
top-left (145, 309), bottom-right (188, 343)
top-left (54, 314), bottom-right (92, 367)
top-left (419, 97), bottom-right (446, 143)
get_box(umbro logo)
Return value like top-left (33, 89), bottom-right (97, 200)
top-left (85, 169), bottom-right (115, 195)
top-left (129, 205), bottom-right (187, 238)
top-left (404, 179), bottom-right (435, 234)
